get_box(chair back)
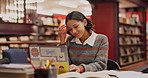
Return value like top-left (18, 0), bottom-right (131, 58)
top-left (2, 48), bottom-right (29, 64)
top-left (141, 68), bottom-right (148, 73)
top-left (107, 59), bottom-right (120, 70)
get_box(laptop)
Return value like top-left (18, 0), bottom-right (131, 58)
top-left (29, 45), bottom-right (69, 74)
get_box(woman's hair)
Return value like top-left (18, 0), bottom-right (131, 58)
top-left (65, 11), bottom-right (93, 35)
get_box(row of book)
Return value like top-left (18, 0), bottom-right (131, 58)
top-left (0, 36), bottom-right (33, 42)
top-left (40, 17), bottom-right (65, 26)
top-left (119, 26), bottom-right (141, 34)
top-left (9, 44), bottom-right (29, 48)
top-left (38, 36), bottom-right (59, 41)
top-left (120, 47), bottom-right (141, 56)
top-left (119, 13), bottom-right (142, 25)
top-left (38, 27), bottom-right (58, 35)
top-left (119, 37), bottom-right (141, 45)
top-left (0, 46), bottom-right (9, 51)
top-left (120, 54), bottom-right (144, 65)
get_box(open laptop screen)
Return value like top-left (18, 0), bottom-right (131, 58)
top-left (29, 45), bottom-right (69, 74)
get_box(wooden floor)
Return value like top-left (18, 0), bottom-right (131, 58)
top-left (121, 60), bottom-right (148, 72)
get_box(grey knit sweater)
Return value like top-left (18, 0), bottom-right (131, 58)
top-left (66, 34), bottom-right (109, 72)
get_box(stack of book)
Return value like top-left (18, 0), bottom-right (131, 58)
top-left (0, 64), bottom-right (34, 78)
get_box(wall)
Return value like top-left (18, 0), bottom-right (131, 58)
top-left (92, 2), bottom-right (119, 60)
top-left (146, 10), bottom-right (148, 33)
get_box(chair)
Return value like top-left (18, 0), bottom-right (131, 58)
top-left (107, 59), bottom-right (120, 70)
top-left (141, 68), bottom-right (148, 73)
top-left (2, 48), bottom-right (29, 64)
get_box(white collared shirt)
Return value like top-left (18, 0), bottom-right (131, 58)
top-left (71, 31), bottom-right (98, 46)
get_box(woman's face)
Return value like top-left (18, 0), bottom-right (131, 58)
top-left (67, 19), bottom-right (87, 38)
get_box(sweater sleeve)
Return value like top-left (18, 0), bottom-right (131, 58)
top-left (80, 35), bottom-right (109, 72)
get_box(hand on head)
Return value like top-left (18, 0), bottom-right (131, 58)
top-left (58, 24), bottom-right (68, 34)
top-left (58, 24), bottom-right (68, 45)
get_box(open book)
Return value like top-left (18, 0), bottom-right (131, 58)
top-left (58, 71), bottom-right (111, 78)
top-left (0, 64), bottom-right (34, 73)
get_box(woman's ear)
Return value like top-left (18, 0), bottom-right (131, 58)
top-left (83, 19), bottom-right (87, 26)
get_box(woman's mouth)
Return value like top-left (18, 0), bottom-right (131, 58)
top-left (74, 33), bottom-right (79, 37)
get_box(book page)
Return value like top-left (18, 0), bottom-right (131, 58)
top-left (58, 71), bottom-right (111, 78)
top-left (58, 72), bottom-right (82, 78)
top-left (82, 72), bottom-right (111, 78)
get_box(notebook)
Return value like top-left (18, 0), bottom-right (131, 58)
top-left (29, 45), bottom-right (69, 74)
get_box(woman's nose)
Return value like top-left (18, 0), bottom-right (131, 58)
top-left (72, 29), bottom-right (77, 33)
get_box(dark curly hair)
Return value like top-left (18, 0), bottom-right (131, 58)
top-left (65, 11), bottom-right (93, 36)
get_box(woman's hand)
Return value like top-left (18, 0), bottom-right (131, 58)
top-left (70, 64), bottom-right (84, 73)
top-left (70, 64), bottom-right (80, 72)
top-left (58, 24), bottom-right (68, 44)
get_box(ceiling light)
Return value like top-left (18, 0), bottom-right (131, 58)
top-left (84, 7), bottom-right (92, 11)
top-left (37, 10), bottom-right (53, 16)
top-left (26, 5), bottom-right (37, 10)
top-left (80, 0), bottom-right (89, 4)
top-left (51, 9), bottom-right (68, 15)
top-left (58, 1), bottom-right (78, 8)
top-left (6, 5), bottom-right (37, 11)
top-left (2, 14), bottom-right (11, 20)
top-left (15, 0), bottom-right (45, 4)
top-left (6, 6), bottom-right (24, 11)
top-left (82, 12), bottom-right (92, 16)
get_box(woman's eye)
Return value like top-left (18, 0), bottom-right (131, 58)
top-left (74, 26), bottom-right (78, 28)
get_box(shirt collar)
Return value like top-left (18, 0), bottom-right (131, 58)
top-left (71, 31), bottom-right (98, 46)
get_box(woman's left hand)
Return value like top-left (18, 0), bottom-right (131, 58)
top-left (69, 64), bottom-right (80, 72)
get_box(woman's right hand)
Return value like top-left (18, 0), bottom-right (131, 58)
top-left (58, 24), bottom-right (68, 44)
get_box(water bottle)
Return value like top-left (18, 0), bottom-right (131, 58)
top-left (48, 64), bottom-right (58, 78)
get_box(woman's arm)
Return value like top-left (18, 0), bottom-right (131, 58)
top-left (80, 36), bottom-right (109, 72)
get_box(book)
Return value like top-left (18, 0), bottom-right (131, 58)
top-left (58, 71), bottom-right (111, 78)
top-left (0, 73), bottom-right (34, 78)
top-left (0, 64), bottom-right (34, 74)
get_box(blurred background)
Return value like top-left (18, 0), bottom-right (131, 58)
top-left (0, 0), bottom-right (148, 71)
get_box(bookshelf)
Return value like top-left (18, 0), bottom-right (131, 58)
top-left (118, 7), bottom-right (146, 66)
top-left (89, 0), bottom-right (147, 67)
top-left (38, 25), bottom-right (59, 41)
top-left (0, 23), bottom-right (60, 59)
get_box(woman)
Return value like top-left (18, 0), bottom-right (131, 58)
top-left (58, 11), bottom-right (109, 73)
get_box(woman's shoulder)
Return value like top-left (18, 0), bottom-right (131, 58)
top-left (96, 34), bottom-right (108, 39)
top-left (94, 34), bottom-right (108, 44)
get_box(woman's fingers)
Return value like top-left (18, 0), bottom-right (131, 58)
top-left (69, 64), bottom-right (80, 72)
top-left (70, 64), bottom-right (76, 71)
top-left (59, 25), bottom-right (66, 31)
top-left (58, 25), bottom-right (67, 34)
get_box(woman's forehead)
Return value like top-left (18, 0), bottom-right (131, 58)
top-left (67, 20), bottom-right (81, 27)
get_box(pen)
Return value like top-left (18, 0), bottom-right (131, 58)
top-left (27, 57), bottom-right (36, 69)
top-left (46, 60), bottom-right (50, 69)
top-left (39, 60), bottom-right (44, 69)
top-left (46, 59), bottom-right (53, 69)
